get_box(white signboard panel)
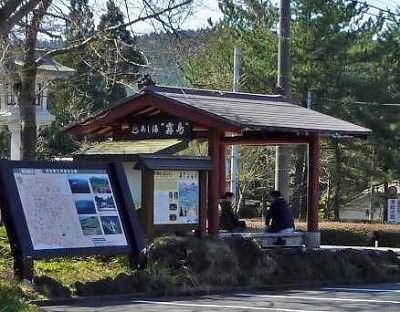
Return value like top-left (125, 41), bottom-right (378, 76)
top-left (13, 168), bottom-right (128, 250)
top-left (154, 170), bottom-right (199, 225)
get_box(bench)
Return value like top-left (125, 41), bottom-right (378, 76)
top-left (220, 231), bottom-right (305, 248)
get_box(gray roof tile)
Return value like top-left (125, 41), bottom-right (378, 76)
top-left (155, 87), bottom-right (371, 136)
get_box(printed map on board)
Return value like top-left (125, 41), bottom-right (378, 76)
top-left (14, 168), bottom-right (128, 250)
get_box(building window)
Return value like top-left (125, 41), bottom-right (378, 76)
top-left (36, 83), bottom-right (43, 107)
top-left (1, 82), bottom-right (46, 108)
top-left (5, 84), bottom-right (17, 106)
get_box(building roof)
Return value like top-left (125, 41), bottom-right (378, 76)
top-left (64, 85), bottom-right (371, 138)
top-left (15, 57), bottom-right (75, 80)
top-left (153, 86), bottom-right (371, 137)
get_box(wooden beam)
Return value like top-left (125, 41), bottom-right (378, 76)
top-left (220, 135), bottom-right (312, 145)
top-left (65, 93), bottom-right (241, 136)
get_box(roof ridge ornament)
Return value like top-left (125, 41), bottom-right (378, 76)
top-left (137, 74), bottom-right (156, 91)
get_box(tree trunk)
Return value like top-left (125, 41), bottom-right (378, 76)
top-left (383, 181), bottom-right (388, 222)
top-left (19, 62), bottom-right (37, 160)
top-left (325, 173), bottom-right (331, 219)
top-left (333, 139), bottom-right (341, 220)
top-left (18, 0), bottom-right (52, 160)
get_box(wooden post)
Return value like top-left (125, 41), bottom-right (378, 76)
top-left (208, 129), bottom-right (221, 236)
top-left (198, 171), bottom-right (208, 237)
top-left (308, 135), bottom-right (319, 231)
top-left (142, 169), bottom-right (154, 238)
top-left (14, 256), bottom-right (33, 281)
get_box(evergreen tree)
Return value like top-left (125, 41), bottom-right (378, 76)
top-left (40, 0), bottom-right (147, 158)
top-left (94, 0), bottom-right (145, 103)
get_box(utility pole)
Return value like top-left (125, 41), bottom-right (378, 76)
top-left (275, 0), bottom-right (291, 200)
top-left (230, 46), bottom-right (241, 197)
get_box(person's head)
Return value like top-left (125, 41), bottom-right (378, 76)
top-left (270, 190), bottom-right (282, 198)
top-left (224, 191), bottom-right (235, 202)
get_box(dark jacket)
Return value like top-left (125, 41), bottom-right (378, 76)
top-left (220, 200), bottom-right (241, 231)
top-left (265, 197), bottom-right (295, 232)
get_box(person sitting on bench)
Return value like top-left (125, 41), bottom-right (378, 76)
top-left (219, 191), bottom-right (246, 231)
top-left (264, 190), bottom-right (295, 233)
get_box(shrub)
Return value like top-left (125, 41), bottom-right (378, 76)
top-left (0, 284), bottom-right (39, 312)
top-left (374, 231), bottom-right (400, 247)
top-left (320, 229), bottom-right (374, 246)
top-left (296, 221), bottom-right (400, 247)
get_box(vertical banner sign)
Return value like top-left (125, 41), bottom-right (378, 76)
top-left (387, 199), bottom-right (398, 223)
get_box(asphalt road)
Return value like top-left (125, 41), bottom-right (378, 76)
top-left (39, 283), bottom-right (400, 312)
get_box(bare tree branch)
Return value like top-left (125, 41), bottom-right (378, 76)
top-left (0, 0), bottom-right (44, 36)
top-left (37, 0), bottom-right (193, 61)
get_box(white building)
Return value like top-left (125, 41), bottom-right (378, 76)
top-left (0, 57), bottom-right (74, 159)
top-left (339, 181), bottom-right (400, 222)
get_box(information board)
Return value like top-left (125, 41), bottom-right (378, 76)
top-left (154, 170), bottom-right (199, 225)
top-left (0, 159), bottom-right (150, 263)
top-left (13, 167), bottom-right (128, 250)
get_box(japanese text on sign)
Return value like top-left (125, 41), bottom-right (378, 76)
top-left (130, 121), bottom-right (191, 139)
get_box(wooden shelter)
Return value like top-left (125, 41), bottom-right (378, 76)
top-left (65, 83), bottom-right (371, 236)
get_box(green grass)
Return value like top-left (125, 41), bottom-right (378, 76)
top-left (0, 283), bottom-right (40, 312)
top-left (0, 225), bottom-right (131, 306)
top-left (35, 255), bottom-right (129, 287)
top-left (0, 226), bottom-right (39, 311)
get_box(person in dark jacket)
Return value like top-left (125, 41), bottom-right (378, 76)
top-left (219, 191), bottom-right (246, 231)
top-left (264, 190), bottom-right (295, 233)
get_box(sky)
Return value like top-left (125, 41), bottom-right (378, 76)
top-left (84, 0), bottom-right (400, 34)
top-left (162, 0), bottom-right (400, 32)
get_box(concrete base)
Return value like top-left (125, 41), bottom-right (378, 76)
top-left (305, 231), bottom-right (321, 249)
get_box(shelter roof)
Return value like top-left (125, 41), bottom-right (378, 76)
top-left (64, 85), bottom-right (371, 138)
top-left (154, 86), bottom-right (370, 136)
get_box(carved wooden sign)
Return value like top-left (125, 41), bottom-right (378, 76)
top-left (128, 120), bottom-right (192, 140)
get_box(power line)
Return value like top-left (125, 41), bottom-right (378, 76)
top-left (355, 0), bottom-right (400, 16)
top-left (354, 101), bottom-right (400, 106)
top-left (320, 98), bottom-right (400, 107)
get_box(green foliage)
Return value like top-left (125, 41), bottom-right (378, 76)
top-left (237, 146), bottom-right (276, 215)
top-left (0, 227), bottom-right (38, 309)
top-left (138, 30), bottom-right (203, 86)
top-left (373, 231), bottom-right (400, 248)
top-left (67, 0), bottom-right (95, 41)
top-left (320, 228), bottom-right (374, 246)
top-left (0, 285), bottom-right (39, 312)
top-left (95, 0), bottom-right (145, 100)
top-left (36, 79), bottom-right (84, 158)
top-left (0, 126), bottom-right (11, 159)
top-left (148, 235), bottom-right (400, 287)
top-left (40, 0), bottom-right (149, 158)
